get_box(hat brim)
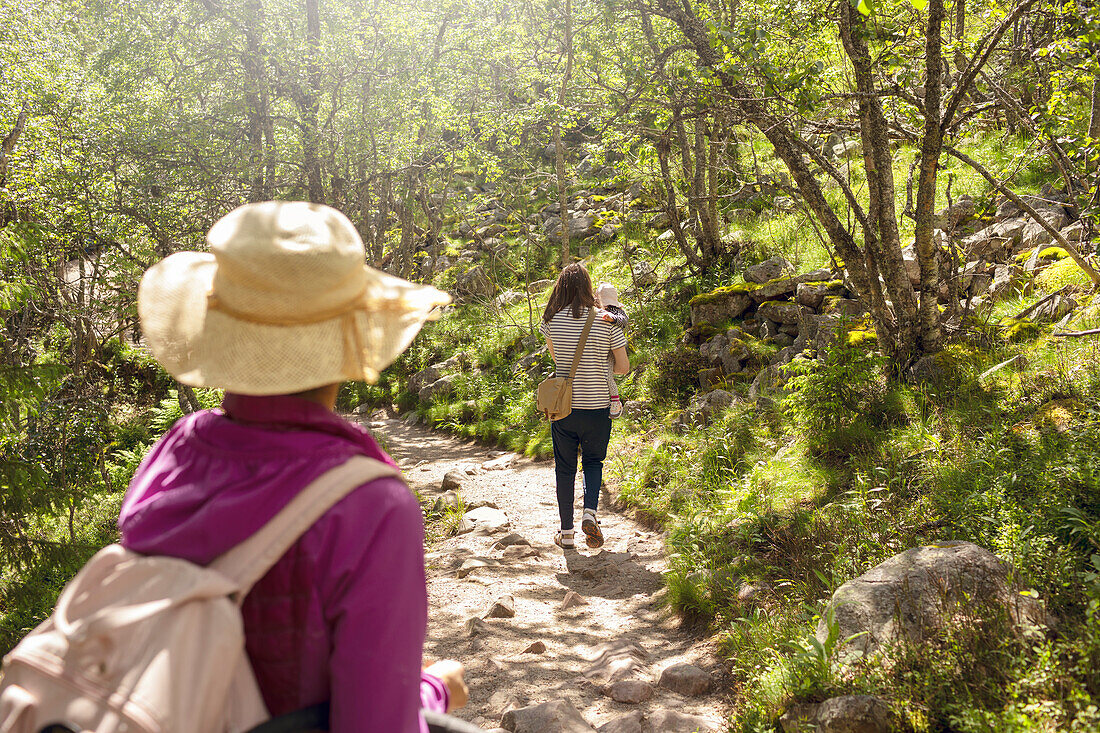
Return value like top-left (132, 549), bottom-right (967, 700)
top-left (138, 252), bottom-right (451, 395)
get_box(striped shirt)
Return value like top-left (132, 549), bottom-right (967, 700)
top-left (539, 307), bottom-right (627, 410)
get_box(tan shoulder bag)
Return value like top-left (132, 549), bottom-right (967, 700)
top-left (536, 308), bottom-right (597, 422)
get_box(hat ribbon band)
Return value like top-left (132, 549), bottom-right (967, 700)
top-left (206, 290), bottom-right (366, 326)
top-left (208, 290), bottom-right (376, 381)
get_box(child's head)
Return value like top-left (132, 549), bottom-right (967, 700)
top-left (596, 283), bottom-right (620, 309)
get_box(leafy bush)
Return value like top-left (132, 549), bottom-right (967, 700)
top-left (647, 347), bottom-right (710, 406)
top-left (781, 343), bottom-right (892, 455)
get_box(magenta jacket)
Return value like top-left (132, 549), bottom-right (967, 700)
top-left (117, 394), bottom-right (447, 732)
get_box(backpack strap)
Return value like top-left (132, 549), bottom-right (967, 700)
top-left (564, 308), bottom-right (597, 382)
top-left (210, 455), bottom-right (401, 597)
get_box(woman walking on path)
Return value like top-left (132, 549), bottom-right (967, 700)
top-left (540, 263), bottom-right (629, 550)
top-left (119, 201), bottom-right (466, 731)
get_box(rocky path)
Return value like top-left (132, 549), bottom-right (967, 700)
top-left (365, 416), bottom-right (731, 733)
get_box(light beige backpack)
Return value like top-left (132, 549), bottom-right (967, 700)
top-left (0, 456), bottom-right (398, 733)
top-left (536, 309), bottom-right (596, 422)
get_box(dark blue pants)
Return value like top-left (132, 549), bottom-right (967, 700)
top-left (551, 408), bottom-right (612, 530)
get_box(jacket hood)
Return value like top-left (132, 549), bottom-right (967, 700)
top-left (118, 396), bottom-right (396, 564)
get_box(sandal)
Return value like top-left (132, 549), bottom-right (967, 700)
top-left (555, 529), bottom-right (575, 549)
top-left (581, 509), bottom-right (604, 549)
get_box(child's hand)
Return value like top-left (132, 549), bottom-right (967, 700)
top-left (425, 659), bottom-right (469, 711)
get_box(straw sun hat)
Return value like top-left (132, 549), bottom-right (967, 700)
top-left (138, 201), bottom-right (452, 395)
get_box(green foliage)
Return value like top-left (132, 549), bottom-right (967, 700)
top-left (646, 347), bottom-right (710, 406)
top-left (781, 342), bottom-right (894, 455)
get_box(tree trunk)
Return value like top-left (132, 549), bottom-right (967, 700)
top-left (301, 0), bottom-right (324, 203)
top-left (177, 383), bottom-right (201, 414)
top-left (0, 102), bottom-right (28, 193)
top-left (697, 117), bottom-right (722, 261)
top-left (1090, 76), bottom-right (1100, 166)
top-left (242, 0), bottom-right (273, 202)
top-left (954, 0), bottom-right (966, 74)
top-left (554, 124), bottom-right (570, 264)
top-left (839, 1), bottom-right (920, 361)
top-left (914, 0), bottom-right (946, 354)
top-left (555, 0), bottom-right (574, 266)
top-left (657, 135), bottom-right (703, 270)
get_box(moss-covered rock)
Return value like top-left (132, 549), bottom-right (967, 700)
top-left (689, 285), bottom-right (754, 328)
top-left (749, 276), bottom-right (798, 304)
top-left (1036, 259), bottom-right (1091, 292)
top-left (688, 281), bottom-right (761, 306)
top-left (757, 300), bottom-right (803, 325)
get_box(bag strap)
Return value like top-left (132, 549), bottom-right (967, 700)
top-left (210, 455), bottom-right (400, 596)
top-left (564, 308), bottom-right (597, 382)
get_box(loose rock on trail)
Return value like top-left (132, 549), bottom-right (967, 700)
top-left (369, 417), bottom-right (731, 732)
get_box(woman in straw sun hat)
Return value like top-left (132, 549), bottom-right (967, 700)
top-left (118, 201), bottom-right (466, 732)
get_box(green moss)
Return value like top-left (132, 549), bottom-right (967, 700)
top-left (845, 329), bottom-right (877, 347)
top-left (685, 323), bottom-right (720, 341)
top-left (998, 316), bottom-right (1042, 342)
top-left (1038, 246), bottom-right (1070, 260)
top-left (1036, 259), bottom-right (1091, 292)
top-left (1014, 246), bottom-right (1069, 266)
top-left (757, 299), bottom-right (793, 309)
top-left (689, 281), bottom-right (761, 306)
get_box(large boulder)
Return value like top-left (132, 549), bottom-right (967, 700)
top-left (745, 256), bottom-right (794, 284)
top-left (1021, 195), bottom-right (1070, 229)
top-left (643, 710), bottom-right (720, 732)
top-left (409, 354), bottom-right (461, 393)
top-left (900, 246), bottom-right (921, 286)
top-left (418, 373), bottom-right (459, 403)
top-left (502, 700), bottom-right (595, 732)
top-left (658, 663), bottom-right (711, 697)
top-left (748, 364), bottom-right (785, 402)
top-left (757, 300), bottom-right (804, 325)
top-left (689, 286), bottom-right (754, 328)
top-left (1021, 218), bottom-right (1064, 250)
top-left (832, 139), bottom-right (862, 159)
top-left (988, 263), bottom-right (1023, 301)
top-left (749, 277), bottom-right (798, 304)
top-left (797, 281), bottom-right (840, 310)
top-left (457, 265), bottom-right (496, 298)
top-left (631, 260), bottom-right (658, 287)
top-left (1061, 220), bottom-right (1085, 243)
top-left (547, 214), bottom-right (599, 240)
top-left (458, 506), bottom-right (510, 534)
top-left (963, 219), bottom-right (1027, 261)
top-left (1031, 294), bottom-right (1077, 323)
top-left (698, 329), bottom-right (750, 373)
top-left (528, 278), bottom-right (554, 294)
top-left (496, 290), bottom-right (526, 308)
top-left (816, 541), bottom-right (1045, 657)
top-left (674, 389), bottom-right (737, 431)
top-left (935, 195), bottom-right (977, 230)
top-left (780, 695), bottom-right (892, 733)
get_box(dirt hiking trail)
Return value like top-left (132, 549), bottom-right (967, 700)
top-left (368, 416), bottom-right (732, 733)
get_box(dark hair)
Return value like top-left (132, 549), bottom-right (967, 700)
top-left (542, 263), bottom-right (596, 321)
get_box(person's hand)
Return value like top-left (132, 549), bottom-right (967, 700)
top-left (425, 659), bottom-right (468, 712)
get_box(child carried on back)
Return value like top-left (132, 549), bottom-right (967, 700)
top-left (597, 283), bottom-right (628, 418)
